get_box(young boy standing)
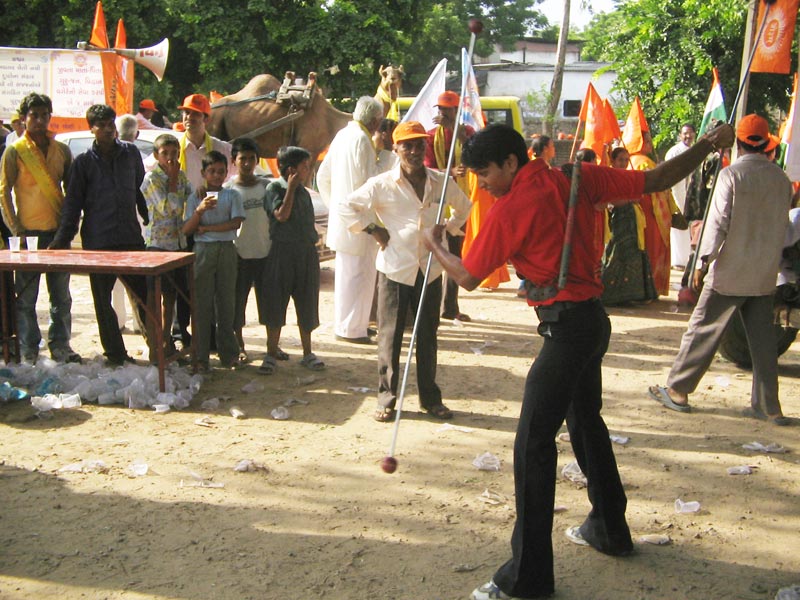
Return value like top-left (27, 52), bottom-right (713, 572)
top-left (224, 137), bottom-right (276, 372)
top-left (182, 151), bottom-right (245, 370)
top-left (263, 146), bottom-right (325, 372)
top-left (141, 133), bottom-right (193, 357)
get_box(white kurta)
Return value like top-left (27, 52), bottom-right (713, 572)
top-left (665, 141), bottom-right (691, 267)
top-left (317, 121), bottom-right (380, 338)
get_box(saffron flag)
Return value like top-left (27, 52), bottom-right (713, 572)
top-left (751, 0), bottom-right (799, 74)
top-left (460, 48), bottom-right (484, 132)
top-left (699, 68), bottom-right (727, 136)
top-left (579, 83), bottom-right (607, 161)
top-left (114, 19), bottom-right (134, 115)
top-left (402, 58), bottom-right (447, 130)
top-left (89, 2), bottom-right (109, 49)
top-left (621, 97), bottom-right (649, 155)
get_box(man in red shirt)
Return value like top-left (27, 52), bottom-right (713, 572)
top-left (422, 123), bottom-right (734, 600)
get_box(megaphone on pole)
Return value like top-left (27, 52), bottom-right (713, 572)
top-left (77, 38), bottom-right (169, 81)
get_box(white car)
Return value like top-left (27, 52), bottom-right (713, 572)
top-left (55, 128), bottom-right (167, 159)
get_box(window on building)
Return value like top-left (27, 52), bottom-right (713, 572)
top-left (563, 100), bottom-right (581, 118)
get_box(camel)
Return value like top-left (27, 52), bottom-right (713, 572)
top-left (374, 64), bottom-right (404, 119)
top-left (208, 73), bottom-right (352, 161)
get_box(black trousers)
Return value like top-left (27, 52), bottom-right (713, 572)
top-left (89, 246), bottom-right (149, 363)
top-left (376, 271), bottom-right (442, 411)
top-left (441, 232), bottom-right (463, 317)
top-left (494, 299), bottom-right (632, 598)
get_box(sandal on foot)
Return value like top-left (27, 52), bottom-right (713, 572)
top-left (648, 385), bottom-right (690, 413)
top-left (742, 406), bottom-right (791, 426)
top-left (258, 355), bottom-right (277, 375)
top-left (275, 348), bottom-right (290, 361)
top-left (424, 404), bottom-right (453, 420)
top-left (374, 407), bottom-right (396, 422)
top-left (238, 350), bottom-right (250, 364)
top-left (300, 352), bottom-right (325, 371)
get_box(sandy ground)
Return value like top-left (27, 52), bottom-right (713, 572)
top-left (1, 265), bottom-right (799, 600)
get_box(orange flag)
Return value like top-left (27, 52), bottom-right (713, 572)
top-left (603, 99), bottom-right (621, 141)
top-left (751, 0), bottom-right (799, 74)
top-left (621, 97), bottom-right (649, 154)
top-left (89, 1), bottom-right (109, 48)
top-left (579, 83), bottom-right (607, 161)
top-left (114, 19), bottom-right (134, 115)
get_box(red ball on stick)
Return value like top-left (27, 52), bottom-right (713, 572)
top-left (469, 18), bottom-right (484, 34)
top-left (381, 456), bottom-right (398, 474)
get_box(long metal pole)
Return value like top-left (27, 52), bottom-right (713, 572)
top-left (387, 30), bottom-right (479, 459)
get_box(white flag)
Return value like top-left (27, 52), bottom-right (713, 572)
top-left (402, 58), bottom-right (447, 130)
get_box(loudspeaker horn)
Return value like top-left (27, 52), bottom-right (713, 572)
top-left (114, 39), bottom-right (169, 81)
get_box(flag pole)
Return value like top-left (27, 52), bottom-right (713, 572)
top-left (386, 19), bottom-right (482, 460)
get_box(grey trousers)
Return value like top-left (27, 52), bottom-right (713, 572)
top-left (667, 287), bottom-right (781, 415)
top-left (193, 241), bottom-right (239, 365)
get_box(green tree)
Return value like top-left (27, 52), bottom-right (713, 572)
top-left (582, 0), bottom-right (797, 154)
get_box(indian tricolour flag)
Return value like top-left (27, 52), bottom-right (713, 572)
top-left (698, 68), bottom-right (727, 136)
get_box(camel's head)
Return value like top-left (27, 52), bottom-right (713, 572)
top-left (378, 64), bottom-right (404, 100)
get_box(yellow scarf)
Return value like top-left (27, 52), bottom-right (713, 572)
top-left (356, 121), bottom-right (378, 158)
top-left (433, 126), bottom-right (471, 197)
top-left (13, 134), bottom-right (63, 217)
top-left (375, 86), bottom-right (399, 121)
top-left (180, 132), bottom-right (213, 172)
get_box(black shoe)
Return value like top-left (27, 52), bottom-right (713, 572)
top-left (106, 354), bottom-right (136, 367)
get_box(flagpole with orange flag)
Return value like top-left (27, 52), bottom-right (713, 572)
top-left (114, 19), bottom-right (134, 115)
top-left (571, 83), bottom-right (599, 160)
top-left (89, 1), bottom-right (109, 49)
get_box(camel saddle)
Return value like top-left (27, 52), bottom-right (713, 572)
top-left (277, 71), bottom-right (317, 110)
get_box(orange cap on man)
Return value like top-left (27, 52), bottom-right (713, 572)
top-left (139, 99), bottom-right (157, 111)
top-left (736, 114), bottom-right (770, 148)
top-left (178, 93), bottom-right (212, 116)
top-left (435, 91), bottom-right (460, 108)
top-left (392, 121), bottom-right (429, 144)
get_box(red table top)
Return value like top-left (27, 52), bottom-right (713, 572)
top-left (0, 249), bottom-right (194, 275)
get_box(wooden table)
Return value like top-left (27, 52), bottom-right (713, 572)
top-left (0, 249), bottom-right (195, 392)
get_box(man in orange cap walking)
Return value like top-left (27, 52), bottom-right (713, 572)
top-left (649, 114), bottom-right (793, 425)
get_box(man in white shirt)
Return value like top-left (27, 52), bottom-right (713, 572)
top-left (665, 123), bottom-right (696, 268)
top-left (650, 114), bottom-right (792, 425)
top-left (341, 121), bottom-right (471, 422)
top-left (175, 94), bottom-right (234, 191)
top-left (317, 96), bottom-right (383, 344)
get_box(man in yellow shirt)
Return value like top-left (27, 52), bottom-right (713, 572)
top-left (0, 93), bottom-right (79, 364)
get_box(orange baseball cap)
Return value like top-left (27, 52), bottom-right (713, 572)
top-left (178, 93), bottom-right (211, 116)
top-left (765, 134), bottom-right (781, 153)
top-left (392, 121), bottom-right (429, 144)
top-left (736, 114), bottom-right (770, 147)
top-left (436, 91), bottom-right (460, 108)
top-left (139, 99), bottom-right (157, 111)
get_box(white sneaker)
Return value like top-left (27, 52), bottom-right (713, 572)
top-left (565, 525), bottom-right (589, 546)
top-left (471, 580), bottom-right (515, 600)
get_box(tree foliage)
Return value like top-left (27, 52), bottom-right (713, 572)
top-left (581, 0), bottom-right (797, 153)
top-left (1, 0), bottom-right (545, 118)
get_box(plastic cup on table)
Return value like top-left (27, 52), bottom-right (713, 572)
top-left (26, 236), bottom-right (38, 252)
top-left (8, 237), bottom-right (20, 252)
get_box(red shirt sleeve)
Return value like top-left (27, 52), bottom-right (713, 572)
top-left (580, 163), bottom-right (646, 206)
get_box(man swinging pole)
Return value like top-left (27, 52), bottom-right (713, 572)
top-left (422, 122), bottom-right (734, 600)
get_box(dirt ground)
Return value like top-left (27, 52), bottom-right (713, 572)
top-left (1, 266), bottom-right (799, 600)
